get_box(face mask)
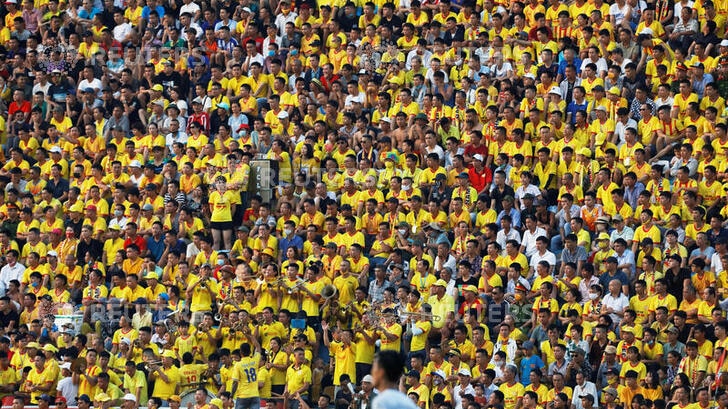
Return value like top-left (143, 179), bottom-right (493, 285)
top-left (589, 293), bottom-right (599, 300)
top-left (114, 210), bottom-right (123, 217)
top-left (217, 259), bottom-right (224, 266)
top-left (433, 379), bottom-right (442, 385)
top-left (268, 50), bottom-right (275, 57)
top-left (290, 49), bottom-right (298, 56)
top-left (402, 184), bottom-right (411, 191)
top-left (73, 172), bottom-right (81, 178)
top-left (31, 282), bottom-right (39, 287)
top-left (283, 228), bottom-right (293, 236)
top-left (66, 232), bottom-right (73, 238)
top-left (398, 229), bottom-right (407, 235)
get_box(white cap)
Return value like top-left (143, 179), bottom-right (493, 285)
top-left (473, 153), bottom-right (484, 162)
top-left (241, 6), bottom-right (251, 12)
top-left (549, 86), bottom-right (562, 97)
top-left (120, 337), bottom-right (131, 345)
top-left (380, 117), bottom-right (392, 124)
top-left (362, 375), bottom-right (374, 383)
top-left (59, 362), bottom-right (72, 370)
top-left (639, 27), bottom-right (653, 36)
top-left (129, 160), bottom-right (142, 168)
top-left (431, 370), bottom-right (447, 379)
top-left (721, 39), bottom-right (728, 47)
top-left (277, 110), bottom-right (289, 119)
top-left (595, 105), bottom-right (607, 112)
top-left (458, 368), bottom-right (472, 377)
top-left (123, 394), bottom-right (137, 402)
top-left (524, 73), bottom-right (536, 80)
top-left (50, 146), bottom-right (62, 154)
top-left (47, 250), bottom-right (58, 257)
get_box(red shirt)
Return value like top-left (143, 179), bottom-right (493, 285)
top-left (8, 100), bottom-right (30, 117)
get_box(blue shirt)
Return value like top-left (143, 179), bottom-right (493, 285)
top-left (146, 236), bottom-right (165, 263)
top-left (519, 354), bottom-right (545, 386)
top-left (566, 100), bottom-right (589, 124)
top-left (279, 234), bottom-right (304, 260)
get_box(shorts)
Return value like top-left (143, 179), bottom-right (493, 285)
top-left (211, 221), bottom-right (234, 230)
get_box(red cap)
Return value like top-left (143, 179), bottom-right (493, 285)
top-left (56, 397), bottom-right (67, 403)
top-left (85, 205), bottom-right (97, 211)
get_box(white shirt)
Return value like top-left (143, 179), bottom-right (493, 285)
top-left (373, 389), bottom-right (419, 409)
top-left (274, 12), bottom-right (297, 36)
top-left (580, 57), bottom-right (609, 76)
top-left (602, 292), bottom-right (630, 324)
top-left (453, 384), bottom-right (476, 409)
top-left (179, 1), bottom-right (200, 19)
top-left (434, 254), bottom-right (457, 273)
top-left (712, 251), bottom-right (724, 274)
top-left (166, 131), bottom-right (189, 149)
top-left (406, 49), bottom-right (432, 70)
top-left (112, 22), bottom-right (132, 43)
top-left (57, 376), bottom-right (78, 406)
top-left (614, 118), bottom-right (638, 148)
top-left (108, 217), bottom-right (128, 232)
top-left (530, 250), bottom-right (557, 269)
top-left (572, 381), bottom-right (598, 409)
top-left (345, 92), bottom-right (365, 109)
top-left (262, 36), bottom-right (282, 55)
top-left (0, 262), bottom-right (25, 296)
top-left (77, 78), bottom-right (103, 96)
top-left (522, 227), bottom-right (548, 257)
top-left (496, 228), bottom-right (521, 250)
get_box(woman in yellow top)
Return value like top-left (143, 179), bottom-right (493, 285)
top-left (208, 176), bottom-right (236, 251)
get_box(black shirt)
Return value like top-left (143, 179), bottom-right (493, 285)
top-left (76, 238), bottom-right (103, 263)
top-left (0, 309), bottom-right (19, 329)
top-left (490, 185), bottom-right (516, 213)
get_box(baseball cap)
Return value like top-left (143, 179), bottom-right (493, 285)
top-left (433, 279), bottom-right (447, 287)
top-left (151, 84), bottom-right (163, 92)
top-left (458, 368), bottom-right (472, 377)
top-left (431, 370), bottom-right (446, 379)
top-left (123, 394), bottom-right (137, 402)
top-left (473, 153), bottom-right (484, 162)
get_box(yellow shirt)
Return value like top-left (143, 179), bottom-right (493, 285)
top-left (233, 354), bottom-right (260, 398)
top-left (152, 365), bottom-right (180, 399)
top-left (500, 382), bottom-right (525, 409)
top-left (285, 364), bottom-right (311, 394)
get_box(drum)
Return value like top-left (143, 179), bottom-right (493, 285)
top-left (179, 389), bottom-right (216, 408)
